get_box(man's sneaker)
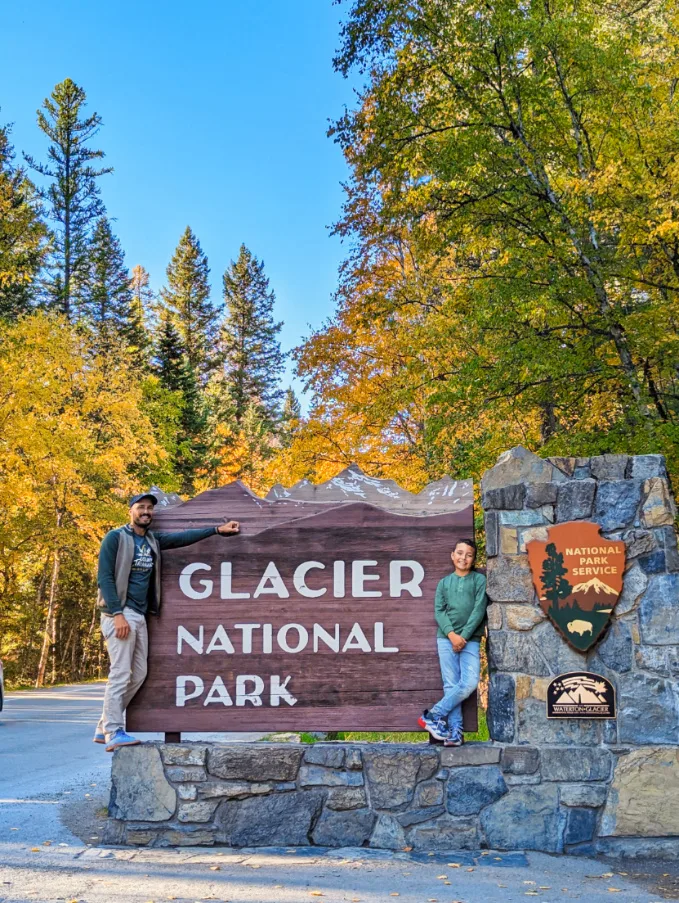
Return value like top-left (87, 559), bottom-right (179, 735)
top-left (444, 728), bottom-right (464, 748)
top-left (105, 729), bottom-right (141, 752)
top-left (93, 732), bottom-right (106, 744)
top-left (417, 709), bottom-right (449, 742)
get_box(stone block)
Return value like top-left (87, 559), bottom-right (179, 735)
top-left (446, 765), bottom-right (507, 815)
top-left (594, 621), bottom-right (633, 673)
top-left (304, 745), bottom-right (345, 768)
top-left (618, 673), bottom-right (679, 744)
top-left (639, 549), bottom-right (667, 574)
top-left (110, 746), bottom-right (176, 822)
top-left (345, 748), bottom-right (363, 770)
top-left (505, 604), bottom-right (545, 631)
top-left (500, 526), bottom-right (518, 554)
top-left (326, 787), bottom-right (367, 810)
top-left (414, 780), bottom-right (444, 808)
top-left (640, 478), bottom-right (676, 528)
top-left (489, 631), bottom-right (550, 676)
top-left (556, 479), bottom-right (596, 522)
top-left (220, 790), bottom-right (324, 846)
top-left (564, 808), bottom-right (597, 845)
top-left (480, 784), bottom-right (563, 852)
top-left (639, 574), bottom-right (679, 645)
top-left (501, 747), bottom-right (539, 775)
top-left (630, 454), bottom-right (667, 480)
top-left (657, 525), bottom-right (679, 572)
top-left (525, 482), bottom-right (559, 508)
top-left (590, 454), bottom-right (629, 481)
top-left (125, 830), bottom-right (153, 845)
top-left (616, 564), bottom-right (648, 616)
top-left (165, 766), bottom-right (207, 783)
top-left (177, 800), bottom-right (219, 823)
top-left (397, 805), bottom-right (446, 827)
top-left (622, 528), bottom-right (657, 559)
top-left (541, 748), bottom-right (611, 782)
top-left (504, 773), bottom-right (541, 786)
top-left (595, 837), bottom-right (679, 859)
top-left (408, 816), bottom-right (479, 850)
top-left (482, 446), bottom-right (565, 494)
top-left (483, 484), bottom-right (526, 510)
top-left (600, 747), bottom-right (679, 837)
top-left (363, 748), bottom-right (438, 809)
top-left (157, 828), bottom-right (215, 846)
top-left (299, 765), bottom-right (364, 787)
top-left (530, 621), bottom-right (586, 675)
top-left (574, 458), bottom-right (592, 478)
top-left (440, 744), bottom-right (501, 767)
top-left (594, 481), bottom-right (643, 532)
top-left (559, 784), bottom-right (608, 807)
top-left (370, 814), bottom-right (407, 849)
top-left (486, 556), bottom-right (536, 603)
top-left (208, 745), bottom-right (303, 781)
top-left (312, 807), bottom-right (376, 847)
top-left (487, 603), bottom-right (502, 631)
top-left (499, 507), bottom-right (554, 526)
top-left (549, 456), bottom-right (577, 477)
top-left (161, 745), bottom-right (207, 766)
top-left (634, 645), bottom-right (669, 675)
top-left (485, 510), bottom-right (499, 558)
top-left (517, 698), bottom-right (602, 746)
top-left (198, 781), bottom-right (274, 800)
top-left (519, 526), bottom-right (550, 554)
top-left (176, 784), bottom-right (197, 801)
top-left (275, 781), bottom-right (297, 791)
top-left (487, 673), bottom-right (515, 743)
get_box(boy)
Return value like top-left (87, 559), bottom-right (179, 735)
top-left (418, 538), bottom-right (488, 746)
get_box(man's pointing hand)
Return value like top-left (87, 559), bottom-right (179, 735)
top-left (217, 520), bottom-right (240, 535)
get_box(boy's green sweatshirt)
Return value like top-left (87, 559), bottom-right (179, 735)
top-left (434, 571), bottom-right (488, 642)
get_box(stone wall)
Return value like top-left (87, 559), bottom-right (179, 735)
top-left (106, 447), bottom-right (678, 857)
top-left (483, 447), bottom-right (679, 856)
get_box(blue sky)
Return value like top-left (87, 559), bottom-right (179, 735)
top-left (2, 1), bottom-right (356, 394)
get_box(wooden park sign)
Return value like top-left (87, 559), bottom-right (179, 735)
top-left (126, 465), bottom-right (476, 734)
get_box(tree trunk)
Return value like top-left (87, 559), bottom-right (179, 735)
top-left (36, 548), bottom-right (61, 688)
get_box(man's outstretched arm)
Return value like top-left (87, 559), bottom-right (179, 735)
top-left (155, 521), bottom-right (240, 550)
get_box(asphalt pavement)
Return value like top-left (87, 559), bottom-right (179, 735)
top-left (0, 684), bottom-right (676, 903)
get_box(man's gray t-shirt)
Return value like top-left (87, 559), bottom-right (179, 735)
top-left (125, 532), bottom-right (154, 614)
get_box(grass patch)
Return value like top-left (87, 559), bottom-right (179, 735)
top-left (300, 709), bottom-right (489, 744)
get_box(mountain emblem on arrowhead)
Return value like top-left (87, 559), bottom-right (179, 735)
top-left (526, 522), bottom-right (626, 651)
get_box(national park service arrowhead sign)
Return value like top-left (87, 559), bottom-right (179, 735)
top-left (526, 522), bottom-right (625, 651)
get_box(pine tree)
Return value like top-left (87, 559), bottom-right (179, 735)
top-left (540, 543), bottom-right (573, 613)
top-left (0, 123), bottom-right (47, 319)
top-left (127, 265), bottom-right (153, 369)
top-left (280, 386), bottom-right (302, 447)
top-left (220, 244), bottom-right (285, 423)
top-left (154, 307), bottom-right (207, 495)
top-left (82, 217), bottom-right (137, 356)
top-left (25, 79), bottom-right (112, 318)
top-left (160, 227), bottom-right (217, 378)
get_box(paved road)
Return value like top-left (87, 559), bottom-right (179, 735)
top-left (0, 684), bottom-right (675, 903)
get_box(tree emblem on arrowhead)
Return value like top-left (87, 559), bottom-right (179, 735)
top-left (526, 522), bottom-right (626, 651)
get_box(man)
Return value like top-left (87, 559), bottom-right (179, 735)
top-left (95, 492), bottom-right (240, 751)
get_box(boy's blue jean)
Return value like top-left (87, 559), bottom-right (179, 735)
top-left (429, 638), bottom-right (481, 732)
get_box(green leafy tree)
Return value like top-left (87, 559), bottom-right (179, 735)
top-left (280, 386), bottom-right (302, 447)
top-left (25, 78), bottom-right (112, 317)
top-left (0, 122), bottom-right (47, 318)
top-left (220, 244), bottom-right (285, 423)
top-left (161, 227), bottom-right (218, 378)
top-left (540, 543), bottom-right (573, 613)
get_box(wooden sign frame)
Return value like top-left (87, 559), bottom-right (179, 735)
top-left (127, 467), bottom-right (477, 735)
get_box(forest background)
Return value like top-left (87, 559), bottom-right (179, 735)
top-left (1, 0), bottom-right (678, 687)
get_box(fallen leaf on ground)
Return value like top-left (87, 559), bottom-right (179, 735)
top-left (390, 894), bottom-right (400, 897)
top-left (601, 873), bottom-right (614, 878)
top-left (494, 857), bottom-right (502, 860)
top-left (30, 848), bottom-right (39, 852)
top-left (607, 889), bottom-right (622, 893)
top-left (210, 866), bottom-right (220, 871)
top-left (525, 892), bottom-right (539, 896)
top-left (466, 867), bottom-right (475, 872)
top-left (498, 885), bottom-right (508, 888)
top-left (310, 893), bottom-right (324, 898)
top-left (249, 864), bottom-right (260, 869)
top-left (539, 887), bottom-right (551, 890)
top-left (448, 863), bottom-right (461, 868)
top-left (444, 881), bottom-right (452, 885)
top-left (437, 875), bottom-right (448, 879)
top-left (402, 845), bottom-right (413, 852)
top-left (524, 881), bottom-right (536, 885)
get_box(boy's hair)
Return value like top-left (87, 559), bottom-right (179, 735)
top-left (454, 538), bottom-right (477, 556)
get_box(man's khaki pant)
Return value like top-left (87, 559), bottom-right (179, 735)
top-left (96, 608), bottom-right (148, 740)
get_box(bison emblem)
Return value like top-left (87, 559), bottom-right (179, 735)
top-left (567, 619), bottom-right (593, 637)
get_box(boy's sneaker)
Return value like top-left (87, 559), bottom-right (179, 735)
top-left (93, 732), bottom-right (106, 744)
top-left (105, 729), bottom-right (141, 752)
top-left (417, 709), bottom-right (449, 742)
top-left (444, 727), bottom-right (464, 747)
